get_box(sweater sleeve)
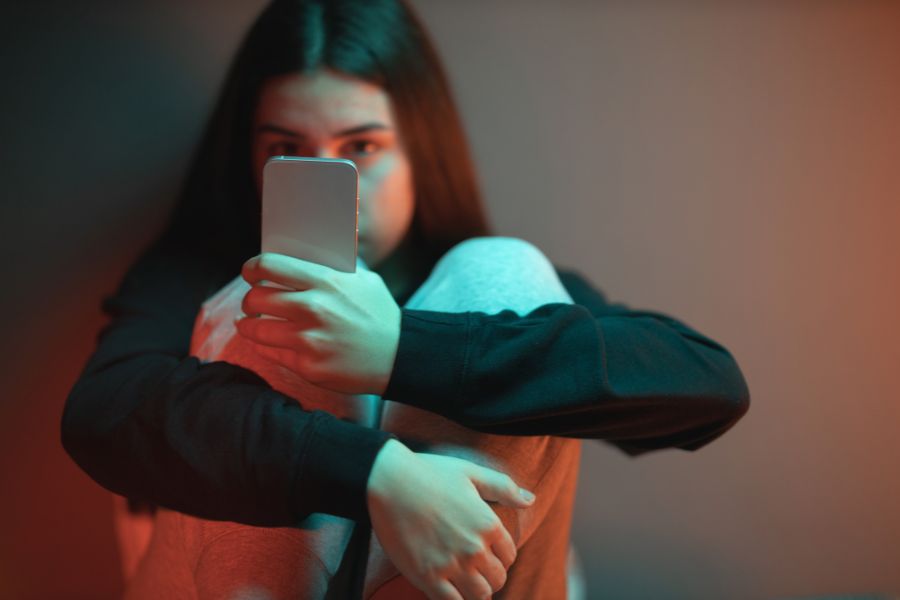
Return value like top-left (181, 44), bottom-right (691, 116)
top-left (60, 236), bottom-right (394, 526)
top-left (382, 267), bottom-right (750, 456)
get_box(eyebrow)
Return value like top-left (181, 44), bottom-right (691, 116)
top-left (256, 122), bottom-right (390, 138)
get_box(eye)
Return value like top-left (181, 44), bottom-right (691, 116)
top-left (267, 141), bottom-right (299, 157)
top-left (342, 139), bottom-right (380, 156)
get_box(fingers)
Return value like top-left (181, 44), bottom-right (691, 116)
top-left (477, 552), bottom-right (508, 593)
top-left (234, 315), bottom-right (310, 351)
top-left (240, 284), bottom-right (321, 325)
top-left (491, 523), bottom-right (517, 570)
top-left (246, 338), bottom-right (288, 366)
top-left (427, 546), bottom-right (508, 600)
top-left (430, 580), bottom-right (464, 600)
top-left (449, 513), bottom-right (513, 598)
top-left (448, 567), bottom-right (493, 600)
top-left (468, 465), bottom-right (535, 509)
top-left (242, 252), bottom-right (334, 289)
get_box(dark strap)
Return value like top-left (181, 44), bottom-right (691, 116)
top-left (324, 521), bottom-right (371, 599)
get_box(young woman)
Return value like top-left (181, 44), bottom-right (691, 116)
top-left (124, 69), bottom-right (584, 600)
top-left (61, 0), bottom-right (750, 598)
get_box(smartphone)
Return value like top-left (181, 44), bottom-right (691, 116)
top-left (261, 156), bottom-right (359, 273)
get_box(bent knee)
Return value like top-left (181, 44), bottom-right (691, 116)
top-left (446, 235), bottom-right (545, 260)
top-left (435, 236), bottom-right (554, 276)
top-left (407, 235), bottom-right (572, 312)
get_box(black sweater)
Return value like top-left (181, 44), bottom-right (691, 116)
top-left (60, 237), bottom-right (750, 527)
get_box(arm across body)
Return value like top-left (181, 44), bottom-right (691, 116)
top-left (62, 232), bottom-right (747, 529)
top-left (61, 236), bottom-right (393, 526)
top-left (61, 236), bottom-right (533, 598)
top-left (383, 267), bottom-right (751, 455)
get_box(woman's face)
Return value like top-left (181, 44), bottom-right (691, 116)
top-left (251, 69), bottom-right (415, 268)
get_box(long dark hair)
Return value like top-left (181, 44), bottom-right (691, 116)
top-left (159, 0), bottom-right (492, 272)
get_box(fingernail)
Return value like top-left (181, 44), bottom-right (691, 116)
top-left (519, 488), bottom-right (535, 503)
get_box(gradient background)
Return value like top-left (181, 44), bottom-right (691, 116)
top-left (1, 1), bottom-right (898, 598)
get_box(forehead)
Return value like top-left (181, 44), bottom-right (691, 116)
top-left (254, 69), bottom-right (394, 132)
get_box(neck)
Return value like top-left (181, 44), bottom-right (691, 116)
top-left (371, 231), bottom-right (432, 303)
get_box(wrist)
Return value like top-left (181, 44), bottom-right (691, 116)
top-left (367, 438), bottom-right (411, 501)
top-left (373, 302), bottom-right (402, 396)
top-left (381, 309), bottom-right (470, 409)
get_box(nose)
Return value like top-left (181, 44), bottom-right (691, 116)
top-left (314, 147), bottom-right (339, 160)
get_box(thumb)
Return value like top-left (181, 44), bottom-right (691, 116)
top-left (468, 466), bottom-right (536, 508)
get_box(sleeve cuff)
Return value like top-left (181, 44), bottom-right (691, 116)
top-left (382, 308), bottom-right (471, 413)
top-left (293, 411), bottom-right (397, 524)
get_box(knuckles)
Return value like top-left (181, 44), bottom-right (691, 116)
top-left (249, 253), bottom-right (286, 284)
top-left (303, 296), bottom-right (321, 314)
top-left (461, 540), bottom-right (487, 561)
top-left (487, 521), bottom-right (504, 540)
top-left (419, 557), bottom-right (452, 586)
top-left (479, 513), bottom-right (502, 534)
top-left (255, 252), bottom-right (276, 274)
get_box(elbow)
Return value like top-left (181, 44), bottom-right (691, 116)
top-left (60, 386), bottom-right (93, 468)
top-left (716, 351), bottom-right (751, 426)
top-left (729, 379), bottom-right (751, 424)
top-left (676, 320), bottom-right (751, 426)
top-left (680, 355), bottom-right (750, 452)
top-left (60, 377), bottom-right (136, 501)
top-left (60, 378), bottom-right (112, 478)
top-left (612, 350), bottom-right (751, 457)
top-left (665, 347), bottom-right (751, 454)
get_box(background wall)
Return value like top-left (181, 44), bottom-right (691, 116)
top-left (1, 1), bottom-right (898, 598)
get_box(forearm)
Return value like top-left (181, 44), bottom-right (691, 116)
top-left (383, 302), bottom-right (749, 453)
top-left (61, 235), bottom-right (394, 525)
top-left (62, 350), bottom-right (394, 525)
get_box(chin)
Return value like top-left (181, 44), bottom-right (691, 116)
top-left (359, 233), bottom-right (407, 271)
top-left (357, 242), bottom-right (380, 270)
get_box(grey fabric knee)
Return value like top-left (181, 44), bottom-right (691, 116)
top-left (405, 236), bottom-right (573, 314)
